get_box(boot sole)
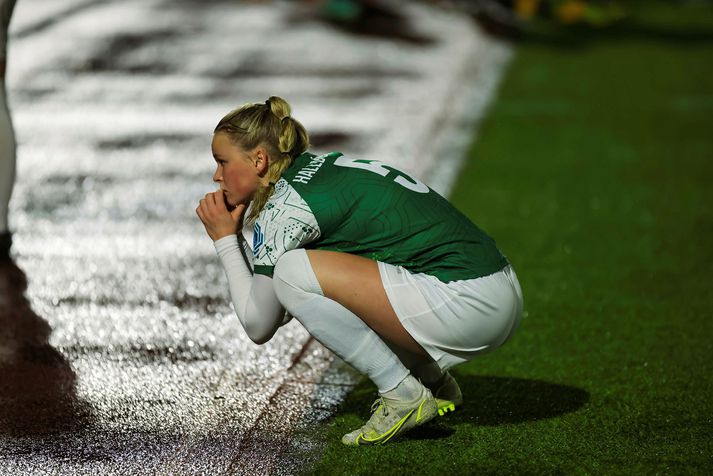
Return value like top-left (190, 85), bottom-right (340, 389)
top-left (435, 398), bottom-right (461, 416)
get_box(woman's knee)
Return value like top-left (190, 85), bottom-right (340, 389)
top-left (272, 249), bottom-right (323, 305)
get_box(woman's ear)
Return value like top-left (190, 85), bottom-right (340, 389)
top-left (255, 147), bottom-right (269, 176)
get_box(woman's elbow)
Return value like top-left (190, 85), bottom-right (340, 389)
top-left (238, 300), bottom-right (283, 345)
top-left (248, 332), bottom-right (272, 345)
top-left (245, 324), bottom-right (275, 345)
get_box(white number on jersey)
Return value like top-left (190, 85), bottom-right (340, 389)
top-left (333, 156), bottom-right (429, 194)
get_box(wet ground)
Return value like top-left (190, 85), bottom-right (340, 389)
top-left (1, 1), bottom-right (510, 473)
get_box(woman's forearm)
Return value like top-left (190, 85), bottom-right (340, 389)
top-left (214, 234), bottom-right (286, 344)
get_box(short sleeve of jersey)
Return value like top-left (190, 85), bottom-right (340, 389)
top-left (252, 178), bottom-right (321, 277)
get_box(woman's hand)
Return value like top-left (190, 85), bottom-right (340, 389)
top-left (196, 191), bottom-right (246, 241)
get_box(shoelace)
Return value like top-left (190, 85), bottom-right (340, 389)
top-left (370, 397), bottom-right (389, 417)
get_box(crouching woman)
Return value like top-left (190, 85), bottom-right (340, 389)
top-left (196, 96), bottom-right (523, 446)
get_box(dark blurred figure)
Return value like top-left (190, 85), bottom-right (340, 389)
top-left (429, 0), bottom-right (626, 37)
top-left (295, 0), bottom-right (435, 44)
top-left (293, 0), bottom-right (625, 42)
top-left (0, 0), bottom-right (17, 262)
top-left (308, 0), bottom-right (401, 24)
top-left (0, 261), bottom-right (90, 436)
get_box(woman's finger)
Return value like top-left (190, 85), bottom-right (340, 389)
top-left (207, 192), bottom-right (223, 213)
top-left (207, 191), bottom-right (218, 209)
top-left (198, 199), bottom-right (211, 219)
top-left (202, 193), bottom-right (214, 213)
top-left (230, 202), bottom-right (247, 222)
top-left (214, 191), bottom-right (227, 211)
top-left (201, 194), bottom-right (210, 207)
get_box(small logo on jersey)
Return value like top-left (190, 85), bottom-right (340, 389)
top-left (253, 223), bottom-right (264, 255)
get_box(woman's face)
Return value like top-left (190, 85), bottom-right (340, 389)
top-left (211, 132), bottom-right (263, 207)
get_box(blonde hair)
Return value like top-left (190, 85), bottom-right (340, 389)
top-left (214, 96), bottom-right (310, 224)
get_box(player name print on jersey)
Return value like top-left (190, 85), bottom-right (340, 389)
top-left (292, 154), bottom-right (327, 184)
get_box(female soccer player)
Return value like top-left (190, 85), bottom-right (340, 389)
top-left (196, 96), bottom-right (523, 446)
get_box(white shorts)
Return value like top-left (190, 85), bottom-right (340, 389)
top-left (378, 262), bottom-right (524, 370)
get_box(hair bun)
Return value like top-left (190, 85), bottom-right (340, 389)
top-left (266, 96), bottom-right (291, 121)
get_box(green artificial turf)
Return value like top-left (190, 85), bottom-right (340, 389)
top-left (309, 3), bottom-right (713, 474)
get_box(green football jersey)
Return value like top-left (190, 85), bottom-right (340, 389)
top-left (252, 151), bottom-right (508, 283)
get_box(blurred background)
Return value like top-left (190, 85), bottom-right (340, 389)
top-left (1, 0), bottom-right (711, 474)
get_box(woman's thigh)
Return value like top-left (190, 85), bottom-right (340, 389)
top-left (305, 250), bottom-right (428, 355)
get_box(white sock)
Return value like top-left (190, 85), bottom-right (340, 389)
top-left (381, 374), bottom-right (424, 401)
top-left (0, 79), bottom-right (16, 234)
top-left (385, 342), bottom-right (444, 387)
top-left (273, 249), bottom-right (410, 394)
